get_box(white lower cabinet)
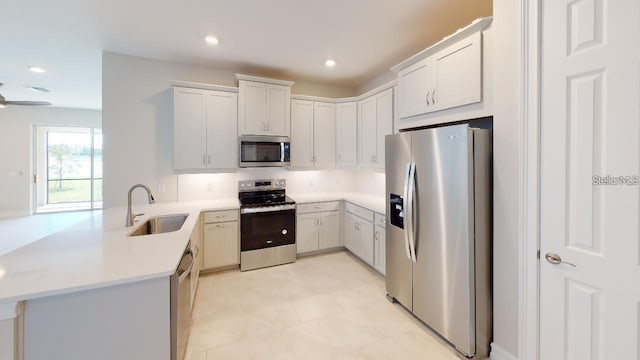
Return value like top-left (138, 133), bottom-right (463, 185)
top-left (202, 210), bottom-right (239, 270)
top-left (374, 223), bottom-right (386, 275)
top-left (344, 209), bottom-right (374, 266)
top-left (296, 203), bottom-right (341, 254)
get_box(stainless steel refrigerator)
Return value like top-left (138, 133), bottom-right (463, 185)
top-left (385, 123), bottom-right (492, 358)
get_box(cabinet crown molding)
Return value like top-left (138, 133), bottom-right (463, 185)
top-left (169, 80), bottom-right (239, 93)
top-left (236, 74), bottom-right (294, 87)
top-left (390, 16), bottom-right (493, 73)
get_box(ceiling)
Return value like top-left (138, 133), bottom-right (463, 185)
top-left (0, 0), bottom-right (492, 110)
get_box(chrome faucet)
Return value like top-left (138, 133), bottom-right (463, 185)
top-left (126, 184), bottom-right (156, 227)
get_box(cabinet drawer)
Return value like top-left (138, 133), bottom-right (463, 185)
top-left (297, 201), bottom-right (340, 214)
top-left (203, 210), bottom-right (239, 223)
top-left (345, 202), bottom-right (374, 222)
top-left (374, 213), bottom-right (386, 227)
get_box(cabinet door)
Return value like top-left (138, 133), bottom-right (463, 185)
top-left (375, 89), bottom-right (393, 170)
top-left (431, 32), bottom-right (482, 112)
top-left (291, 100), bottom-right (315, 168)
top-left (313, 102), bottom-right (336, 169)
top-left (265, 84), bottom-right (290, 136)
top-left (336, 102), bottom-right (357, 167)
top-left (343, 213), bottom-right (358, 253)
top-left (358, 220), bottom-right (375, 266)
top-left (205, 91), bottom-right (238, 169)
top-left (238, 80), bottom-right (267, 135)
top-left (203, 221), bottom-right (239, 269)
top-left (190, 216), bottom-right (202, 308)
top-left (397, 58), bottom-right (433, 119)
top-left (318, 211), bottom-right (340, 249)
top-left (358, 96), bottom-right (377, 168)
top-left (173, 87), bottom-right (206, 170)
top-left (296, 213), bottom-right (319, 254)
top-left (374, 225), bottom-right (386, 275)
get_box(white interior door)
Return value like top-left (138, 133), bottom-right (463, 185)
top-left (540, 1), bottom-right (640, 359)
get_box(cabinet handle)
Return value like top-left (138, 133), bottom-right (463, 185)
top-left (432, 89), bottom-right (436, 104)
top-left (203, 155), bottom-right (206, 165)
top-left (338, 154), bottom-right (342, 161)
top-left (426, 90), bottom-right (431, 105)
top-left (208, 155), bottom-right (211, 164)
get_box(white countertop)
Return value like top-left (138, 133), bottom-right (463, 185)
top-left (289, 192), bottom-right (385, 214)
top-left (0, 199), bottom-right (239, 304)
top-left (0, 194), bottom-right (383, 305)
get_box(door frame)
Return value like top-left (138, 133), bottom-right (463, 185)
top-left (519, 0), bottom-right (541, 360)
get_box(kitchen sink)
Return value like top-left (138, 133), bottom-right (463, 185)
top-left (128, 214), bottom-right (189, 236)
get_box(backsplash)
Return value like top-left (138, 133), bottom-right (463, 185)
top-left (177, 169), bottom-right (384, 201)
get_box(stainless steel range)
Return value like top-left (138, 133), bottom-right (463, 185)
top-left (239, 179), bottom-right (296, 271)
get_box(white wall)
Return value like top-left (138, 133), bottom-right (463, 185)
top-left (102, 52), bottom-right (359, 207)
top-left (0, 107), bottom-right (101, 216)
top-left (491, 0), bottom-right (522, 358)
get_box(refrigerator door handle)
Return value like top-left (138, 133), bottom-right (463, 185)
top-left (407, 162), bottom-right (417, 262)
top-left (402, 163), bottom-right (412, 260)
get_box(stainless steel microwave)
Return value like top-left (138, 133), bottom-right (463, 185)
top-left (239, 136), bottom-right (291, 167)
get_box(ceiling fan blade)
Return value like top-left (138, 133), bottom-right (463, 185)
top-left (4, 101), bottom-right (52, 106)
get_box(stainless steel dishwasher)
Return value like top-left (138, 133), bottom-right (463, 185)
top-left (171, 243), bottom-right (194, 360)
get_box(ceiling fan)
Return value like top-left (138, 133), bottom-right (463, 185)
top-left (0, 83), bottom-right (51, 107)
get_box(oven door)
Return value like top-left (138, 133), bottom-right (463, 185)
top-left (240, 206), bottom-right (296, 251)
top-left (239, 136), bottom-right (290, 167)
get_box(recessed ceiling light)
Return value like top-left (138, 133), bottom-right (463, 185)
top-left (325, 59), bottom-right (336, 67)
top-left (29, 66), bottom-right (46, 73)
top-left (205, 35), bottom-right (219, 45)
top-left (27, 86), bottom-right (51, 93)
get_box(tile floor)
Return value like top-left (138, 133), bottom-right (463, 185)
top-left (186, 251), bottom-right (464, 360)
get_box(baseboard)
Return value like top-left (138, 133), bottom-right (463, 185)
top-left (0, 210), bottom-right (29, 219)
top-left (490, 343), bottom-right (518, 360)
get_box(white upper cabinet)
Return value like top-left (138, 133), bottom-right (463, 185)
top-left (291, 99), bottom-right (314, 168)
top-left (206, 91), bottom-right (238, 169)
top-left (237, 75), bottom-right (293, 136)
top-left (336, 102), bottom-right (358, 168)
top-left (430, 31), bottom-right (482, 112)
top-left (375, 90), bottom-right (393, 170)
top-left (358, 96), bottom-right (377, 168)
top-left (173, 87), bottom-right (237, 171)
top-left (173, 87), bottom-right (206, 170)
top-left (398, 58), bottom-right (433, 119)
top-left (290, 100), bottom-right (335, 169)
top-left (266, 85), bottom-right (290, 135)
top-left (393, 17), bottom-right (491, 127)
top-left (238, 81), bottom-right (266, 135)
top-left (358, 88), bottom-right (393, 170)
top-left (397, 31), bottom-right (481, 119)
top-left (313, 102), bottom-right (336, 169)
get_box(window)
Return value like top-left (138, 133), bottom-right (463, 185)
top-left (34, 126), bottom-right (102, 213)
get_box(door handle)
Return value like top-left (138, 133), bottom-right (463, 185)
top-left (402, 163), bottom-right (412, 260)
top-left (407, 162), bottom-right (417, 262)
top-left (545, 253), bottom-right (576, 267)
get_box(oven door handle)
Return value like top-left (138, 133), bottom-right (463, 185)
top-left (240, 204), bottom-right (296, 214)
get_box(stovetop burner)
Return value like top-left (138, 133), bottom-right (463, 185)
top-left (238, 179), bottom-right (295, 208)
